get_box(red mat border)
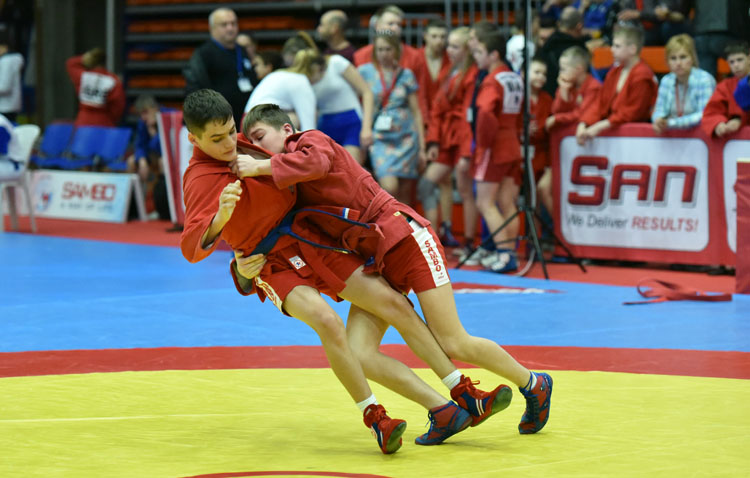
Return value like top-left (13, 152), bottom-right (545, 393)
top-left (1, 345), bottom-right (747, 379)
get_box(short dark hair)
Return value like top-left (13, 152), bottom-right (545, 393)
top-left (725, 40), bottom-right (750, 58)
top-left (183, 89), bottom-right (233, 137)
top-left (257, 50), bottom-right (284, 71)
top-left (242, 103), bottom-right (295, 137)
top-left (470, 20), bottom-right (499, 37)
top-left (425, 18), bottom-right (448, 31)
top-left (476, 30), bottom-right (506, 60)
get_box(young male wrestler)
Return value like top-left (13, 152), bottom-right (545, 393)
top-left (469, 30), bottom-right (523, 274)
top-left (575, 23), bottom-right (658, 145)
top-left (180, 89), bottom-right (486, 452)
top-left (235, 103), bottom-right (553, 436)
top-left (701, 41), bottom-right (750, 138)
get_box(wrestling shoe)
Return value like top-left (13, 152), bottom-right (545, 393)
top-left (450, 375), bottom-right (513, 427)
top-left (363, 404), bottom-right (407, 454)
top-left (439, 222), bottom-right (461, 247)
top-left (415, 402), bottom-right (472, 446)
top-left (518, 372), bottom-right (553, 434)
top-left (481, 250), bottom-right (518, 273)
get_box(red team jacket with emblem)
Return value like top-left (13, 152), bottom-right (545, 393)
top-left (474, 63), bottom-right (524, 165)
top-left (181, 135), bottom-right (381, 304)
top-left (66, 55), bottom-right (126, 127)
top-left (426, 64), bottom-right (478, 159)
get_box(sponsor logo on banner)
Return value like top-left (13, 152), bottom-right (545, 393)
top-left (30, 170), bottom-right (134, 222)
top-left (559, 136), bottom-right (709, 250)
top-left (722, 140), bottom-right (748, 253)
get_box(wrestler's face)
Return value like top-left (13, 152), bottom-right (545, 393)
top-left (246, 121), bottom-right (294, 154)
top-left (472, 43), bottom-right (491, 70)
top-left (727, 52), bottom-right (750, 78)
top-left (529, 60), bottom-right (547, 90)
top-left (423, 26), bottom-right (447, 55)
top-left (188, 117), bottom-right (237, 162)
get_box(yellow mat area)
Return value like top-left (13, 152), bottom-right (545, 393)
top-left (1, 368), bottom-right (748, 477)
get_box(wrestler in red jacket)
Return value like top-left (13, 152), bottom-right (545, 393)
top-left (66, 49), bottom-right (125, 127)
top-left (236, 102), bottom-right (554, 436)
top-left (180, 89), bottom-right (490, 452)
top-left (701, 77), bottom-right (750, 138)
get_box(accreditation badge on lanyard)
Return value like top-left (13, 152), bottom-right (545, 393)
top-left (374, 67), bottom-right (401, 131)
top-left (234, 45), bottom-right (253, 93)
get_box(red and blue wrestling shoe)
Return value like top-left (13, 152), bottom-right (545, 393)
top-left (363, 404), bottom-right (407, 454)
top-left (518, 372), bottom-right (553, 434)
top-left (415, 402), bottom-right (472, 445)
top-left (450, 375), bottom-right (513, 427)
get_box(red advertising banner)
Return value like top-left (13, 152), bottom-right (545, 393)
top-left (157, 111), bottom-right (186, 226)
top-left (551, 124), bottom-right (748, 266)
top-left (736, 159), bottom-right (750, 293)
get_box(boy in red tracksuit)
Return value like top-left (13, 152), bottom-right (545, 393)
top-left (576, 23), bottom-right (658, 145)
top-left (66, 48), bottom-right (125, 127)
top-left (419, 26), bottom-right (479, 253)
top-left (236, 102), bottom-right (554, 437)
top-left (701, 41), bottom-right (750, 138)
top-left (180, 89), bottom-right (481, 453)
top-left (470, 31), bottom-right (524, 274)
top-left (546, 46), bottom-right (602, 131)
top-left (411, 19), bottom-right (457, 246)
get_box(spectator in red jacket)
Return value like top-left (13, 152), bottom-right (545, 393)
top-left (701, 41), bottom-right (750, 138)
top-left (66, 47), bottom-right (125, 127)
top-left (470, 31), bottom-right (524, 274)
top-left (576, 23), bottom-right (657, 145)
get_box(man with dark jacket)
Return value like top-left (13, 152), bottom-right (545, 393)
top-left (537, 7), bottom-right (588, 96)
top-left (184, 8), bottom-right (257, 126)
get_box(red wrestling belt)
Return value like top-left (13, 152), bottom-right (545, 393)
top-left (623, 278), bottom-right (732, 305)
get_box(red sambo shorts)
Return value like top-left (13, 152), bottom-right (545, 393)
top-left (254, 242), bottom-right (362, 314)
top-left (381, 219), bottom-right (451, 294)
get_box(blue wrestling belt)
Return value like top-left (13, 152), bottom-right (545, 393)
top-left (251, 207), bottom-right (372, 257)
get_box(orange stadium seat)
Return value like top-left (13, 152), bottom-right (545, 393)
top-left (640, 46), bottom-right (669, 74)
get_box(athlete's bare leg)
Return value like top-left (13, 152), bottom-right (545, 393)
top-left (346, 304), bottom-right (448, 410)
top-left (416, 283), bottom-right (531, 388)
top-left (338, 267), bottom-right (456, 380)
top-left (283, 285), bottom-right (372, 402)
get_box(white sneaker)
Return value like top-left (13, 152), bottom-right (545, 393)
top-left (459, 247), bottom-right (491, 266)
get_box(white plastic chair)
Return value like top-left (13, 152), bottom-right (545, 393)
top-left (1, 124), bottom-right (40, 232)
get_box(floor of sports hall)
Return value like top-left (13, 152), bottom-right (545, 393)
top-left (2, 216), bottom-right (749, 478)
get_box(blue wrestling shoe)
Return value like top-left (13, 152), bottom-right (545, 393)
top-left (519, 372), bottom-right (553, 434)
top-left (415, 402), bottom-right (472, 445)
